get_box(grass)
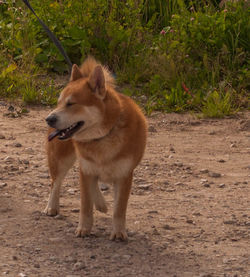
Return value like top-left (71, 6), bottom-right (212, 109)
top-left (0, 0), bottom-right (249, 117)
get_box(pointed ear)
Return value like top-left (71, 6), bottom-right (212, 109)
top-left (88, 65), bottom-right (106, 100)
top-left (70, 64), bottom-right (83, 81)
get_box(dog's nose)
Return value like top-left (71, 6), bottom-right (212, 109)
top-left (46, 114), bottom-right (57, 127)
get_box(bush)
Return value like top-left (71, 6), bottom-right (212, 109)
top-left (0, 0), bottom-right (249, 116)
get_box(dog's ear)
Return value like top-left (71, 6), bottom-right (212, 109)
top-left (70, 64), bottom-right (83, 81)
top-left (88, 65), bottom-right (106, 100)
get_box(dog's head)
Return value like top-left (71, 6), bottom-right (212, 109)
top-left (46, 58), bottom-right (115, 142)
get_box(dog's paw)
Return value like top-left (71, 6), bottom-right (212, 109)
top-left (110, 230), bottom-right (128, 241)
top-left (43, 205), bottom-right (59, 216)
top-left (75, 227), bottom-right (91, 238)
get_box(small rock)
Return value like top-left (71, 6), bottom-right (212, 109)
top-left (73, 261), bottom-right (86, 271)
top-left (169, 146), bottom-right (175, 152)
top-left (54, 214), bottom-right (64, 220)
top-left (203, 183), bottom-right (210, 188)
top-left (14, 143), bottom-right (22, 147)
top-left (218, 159), bottom-right (226, 163)
top-left (174, 162), bottom-right (183, 167)
top-left (18, 274), bottom-right (27, 277)
top-left (148, 126), bottom-right (157, 133)
top-left (0, 134), bottom-right (6, 139)
top-left (122, 254), bottom-right (131, 260)
top-left (4, 156), bottom-right (14, 163)
top-left (65, 256), bottom-right (77, 263)
top-left (219, 183), bottom-right (226, 188)
top-left (230, 143), bottom-right (237, 148)
top-left (163, 224), bottom-right (174, 230)
top-left (138, 184), bottom-right (152, 190)
top-left (200, 179), bottom-right (208, 183)
top-left (71, 208), bottom-right (80, 213)
top-left (148, 210), bottom-right (158, 214)
top-left (223, 220), bottom-right (236, 225)
top-left (25, 147), bottom-right (34, 154)
top-left (34, 264), bottom-right (40, 268)
top-left (200, 169), bottom-right (209, 174)
top-left (0, 183), bottom-right (7, 188)
top-left (208, 172), bottom-right (221, 178)
top-left (67, 188), bottom-right (76, 194)
top-left (174, 182), bottom-right (185, 186)
top-left (100, 183), bottom-right (109, 191)
top-left (186, 219), bottom-right (194, 224)
top-left (12, 255), bottom-right (18, 260)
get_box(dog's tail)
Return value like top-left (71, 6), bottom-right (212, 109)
top-left (80, 56), bottom-right (115, 88)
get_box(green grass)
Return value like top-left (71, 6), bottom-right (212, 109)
top-left (0, 0), bottom-right (249, 116)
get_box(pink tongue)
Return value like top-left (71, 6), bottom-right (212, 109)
top-left (48, 130), bottom-right (61, 141)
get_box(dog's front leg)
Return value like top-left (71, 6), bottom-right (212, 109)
top-left (75, 170), bottom-right (96, 237)
top-left (110, 172), bottom-right (133, 241)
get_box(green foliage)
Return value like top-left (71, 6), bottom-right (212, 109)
top-left (202, 90), bottom-right (236, 118)
top-left (0, 0), bottom-right (249, 117)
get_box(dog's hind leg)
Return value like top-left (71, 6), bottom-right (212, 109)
top-left (44, 135), bottom-right (76, 216)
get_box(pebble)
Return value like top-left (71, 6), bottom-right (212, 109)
top-left (219, 183), bottom-right (226, 188)
top-left (0, 183), bottom-right (7, 188)
top-left (68, 188), bottom-right (77, 194)
top-left (208, 172), bottom-right (221, 178)
top-left (163, 224), bottom-right (174, 230)
top-left (138, 184), bottom-right (152, 190)
top-left (54, 214), bottom-right (64, 220)
top-left (230, 143), bottom-right (237, 148)
top-left (174, 182), bottom-right (185, 186)
top-left (200, 169), bottom-right (209, 174)
top-left (174, 162), bottom-right (183, 167)
top-left (203, 183), bottom-right (210, 188)
top-left (25, 147), bottom-right (34, 154)
top-left (218, 159), bottom-right (226, 163)
top-left (71, 208), bottom-right (80, 213)
top-left (100, 183), bottom-right (109, 191)
top-left (169, 146), bottom-right (175, 152)
top-left (148, 125), bottom-right (157, 132)
top-left (73, 261), bottom-right (86, 271)
top-left (122, 255), bottom-right (131, 260)
top-left (34, 264), bottom-right (40, 268)
top-left (4, 156), bottom-right (14, 163)
top-left (0, 134), bottom-right (6, 139)
top-left (18, 274), bottom-right (27, 277)
top-left (186, 219), bottom-right (194, 224)
top-left (65, 256), bottom-right (77, 263)
top-left (14, 143), bottom-right (22, 147)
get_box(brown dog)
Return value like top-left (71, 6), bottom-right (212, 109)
top-left (44, 57), bottom-right (147, 240)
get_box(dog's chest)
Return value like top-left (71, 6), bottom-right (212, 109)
top-left (80, 157), bottom-right (132, 183)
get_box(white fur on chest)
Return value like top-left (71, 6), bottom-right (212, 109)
top-left (80, 157), bottom-right (133, 183)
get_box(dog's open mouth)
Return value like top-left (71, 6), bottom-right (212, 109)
top-left (48, 121), bottom-right (84, 141)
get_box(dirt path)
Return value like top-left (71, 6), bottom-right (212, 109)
top-left (0, 102), bottom-right (249, 277)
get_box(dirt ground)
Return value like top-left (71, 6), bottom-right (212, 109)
top-left (0, 101), bottom-right (249, 277)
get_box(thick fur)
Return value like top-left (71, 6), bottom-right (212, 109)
top-left (44, 57), bottom-right (147, 240)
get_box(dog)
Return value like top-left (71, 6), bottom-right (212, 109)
top-left (44, 57), bottom-right (147, 240)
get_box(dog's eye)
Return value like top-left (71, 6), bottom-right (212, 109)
top-left (66, 102), bottom-right (75, 107)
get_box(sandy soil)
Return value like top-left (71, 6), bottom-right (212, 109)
top-left (0, 101), bottom-right (249, 277)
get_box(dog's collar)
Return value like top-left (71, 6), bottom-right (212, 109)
top-left (92, 123), bottom-right (116, 142)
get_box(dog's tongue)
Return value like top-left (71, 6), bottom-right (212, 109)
top-left (48, 129), bottom-right (61, 141)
